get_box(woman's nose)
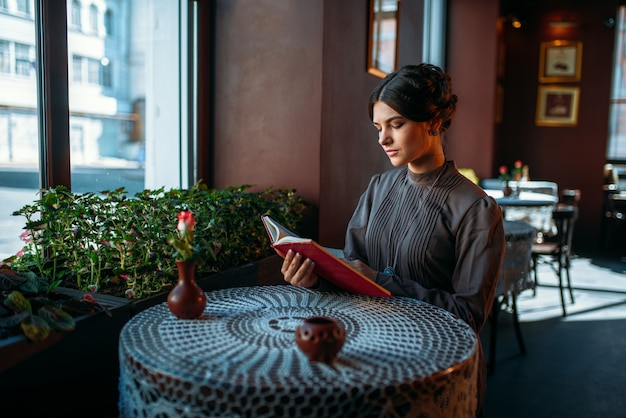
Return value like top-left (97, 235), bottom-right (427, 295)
top-left (378, 130), bottom-right (391, 146)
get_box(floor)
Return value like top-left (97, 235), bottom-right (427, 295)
top-left (481, 251), bottom-right (626, 418)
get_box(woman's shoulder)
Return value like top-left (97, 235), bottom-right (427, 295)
top-left (445, 163), bottom-right (497, 208)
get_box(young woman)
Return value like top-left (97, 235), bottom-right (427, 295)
top-left (283, 63), bottom-right (505, 334)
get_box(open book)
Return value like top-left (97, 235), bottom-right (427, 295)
top-left (261, 215), bottom-right (392, 298)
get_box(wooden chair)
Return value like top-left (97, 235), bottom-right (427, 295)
top-left (560, 188), bottom-right (581, 206)
top-left (531, 205), bottom-right (578, 317)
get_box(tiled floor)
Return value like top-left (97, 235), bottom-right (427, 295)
top-left (516, 254), bottom-right (626, 322)
top-left (482, 252), bottom-right (626, 418)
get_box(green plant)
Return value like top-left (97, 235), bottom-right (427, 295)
top-left (6, 183), bottom-right (310, 300)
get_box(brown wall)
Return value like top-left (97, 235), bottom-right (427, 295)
top-left (211, 0), bottom-right (616, 253)
top-left (213, 0), bottom-right (324, 206)
top-left (446, 0), bottom-right (500, 178)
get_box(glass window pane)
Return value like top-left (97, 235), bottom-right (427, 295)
top-left (89, 4), bottom-right (99, 34)
top-left (608, 6), bottom-right (626, 161)
top-left (0, 7), bottom-right (39, 259)
top-left (67, 0), bottom-right (189, 194)
top-left (71, 0), bottom-right (81, 29)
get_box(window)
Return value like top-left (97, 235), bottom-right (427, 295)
top-left (14, 43), bottom-right (32, 76)
top-left (89, 4), bottom-right (98, 34)
top-left (72, 54), bottom-right (82, 82)
top-left (101, 58), bottom-right (112, 88)
top-left (0, 1), bottom-right (198, 260)
top-left (608, 6), bottom-right (626, 161)
top-left (71, 0), bottom-right (81, 29)
top-left (87, 57), bottom-right (99, 84)
top-left (104, 9), bottom-right (113, 36)
top-left (0, 0), bottom-right (8, 11)
top-left (16, 0), bottom-right (30, 15)
top-left (0, 40), bottom-right (9, 73)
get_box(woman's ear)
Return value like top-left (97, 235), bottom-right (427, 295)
top-left (430, 119), bottom-right (443, 133)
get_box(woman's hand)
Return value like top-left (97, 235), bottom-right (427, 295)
top-left (281, 250), bottom-right (319, 288)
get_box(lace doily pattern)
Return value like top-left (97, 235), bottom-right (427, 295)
top-left (119, 286), bottom-right (479, 417)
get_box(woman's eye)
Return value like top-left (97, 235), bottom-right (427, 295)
top-left (392, 123), bottom-right (403, 129)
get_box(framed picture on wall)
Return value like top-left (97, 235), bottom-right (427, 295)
top-left (535, 85), bottom-right (580, 127)
top-left (367, 0), bottom-right (399, 78)
top-left (538, 40), bottom-right (582, 83)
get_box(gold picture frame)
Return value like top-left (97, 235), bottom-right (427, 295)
top-left (538, 40), bottom-right (582, 83)
top-left (535, 85), bottom-right (580, 127)
top-left (367, 0), bottom-right (399, 79)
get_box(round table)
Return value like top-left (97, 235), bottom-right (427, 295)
top-left (499, 220), bottom-right (537, 295)
top-left (118, 286), bottom-right (480, 417)
top-left (485, 189), bottom-right (557, 238)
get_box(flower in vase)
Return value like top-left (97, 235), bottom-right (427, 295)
top-left (512, 160), bottom-right (523, 181)
top-left (167, 211), bottom-right (200, 261)
top-left (498, 165), bottom-right (511, 182)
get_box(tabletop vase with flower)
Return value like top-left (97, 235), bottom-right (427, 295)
top-left (166, 211), bottom-right (206, 319)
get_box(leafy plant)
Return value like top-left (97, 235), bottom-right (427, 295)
top-left (5, 183), bottom-right (310, 300)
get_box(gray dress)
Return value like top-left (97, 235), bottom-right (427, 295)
top-left (343, 160), bottom-right (505, 333)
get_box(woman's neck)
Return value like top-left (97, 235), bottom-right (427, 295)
top-left (408, 153), bottom-right (445, 174)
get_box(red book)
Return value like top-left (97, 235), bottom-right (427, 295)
top-left (261, 215), bottom-right (392, 298)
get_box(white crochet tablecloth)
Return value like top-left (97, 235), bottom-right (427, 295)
top-left (118, 285), bottom-right (479, 418)
top-left (499, 220), bottom-right (537, 295)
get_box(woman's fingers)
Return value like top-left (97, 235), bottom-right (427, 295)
top-left (281, 250), bottom-right (317, 287)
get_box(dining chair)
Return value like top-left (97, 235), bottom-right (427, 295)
top-left (531, 205), bottom-right (578, 317)
top-left (487, 220), bottom-right (535, 375)
top-left (488, 289), bottom-right (526, 376)
top-left (560, 188), bottom-right (581, 206)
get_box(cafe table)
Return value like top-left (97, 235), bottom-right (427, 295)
top-left (484, 189), bottom-right (558, 240)
top-left (118, 285), bottom-right (480, 417)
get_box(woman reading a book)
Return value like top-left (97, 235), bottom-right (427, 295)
top-left (283, 63), bottom-right (504, 332)
top-left (282, 62), bottom-right (504, 416)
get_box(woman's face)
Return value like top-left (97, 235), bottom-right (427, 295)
top-left (372, 101), bottom-right (442, 173)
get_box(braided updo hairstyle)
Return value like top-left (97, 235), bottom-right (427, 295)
top-left (368, 63), bottom-right (458, 133)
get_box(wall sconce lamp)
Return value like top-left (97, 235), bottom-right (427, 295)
top-left (503, 14), bottom-right (524, 29)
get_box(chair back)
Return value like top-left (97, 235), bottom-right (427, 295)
top-left (560, 189), bottom-right (581, 206)
top-left (552, 205), bottom-right (578, 256)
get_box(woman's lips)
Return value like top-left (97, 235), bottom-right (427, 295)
top-left (385, 149), bottom-right (399, 157)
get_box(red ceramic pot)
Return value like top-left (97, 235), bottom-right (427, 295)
top-left (295, 316), bottom-right (345, 364)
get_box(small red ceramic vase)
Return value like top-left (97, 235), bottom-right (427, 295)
top-left (503, 181), bottom-right (513, 197)
top-left (295, 316), bottom-right (345, 364)
top-left (167, 260), bottom-right (207, 319)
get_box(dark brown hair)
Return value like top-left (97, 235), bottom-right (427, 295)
top-left (368, 63), bottom-right (458, 132)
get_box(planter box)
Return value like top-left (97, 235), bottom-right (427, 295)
top-left (0, 255), bottom-right (284, 415)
